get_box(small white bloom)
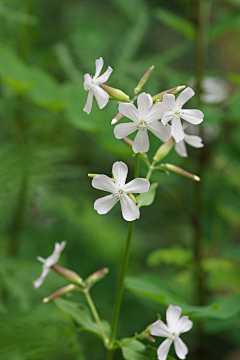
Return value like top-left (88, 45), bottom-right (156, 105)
top-left (161, 87), bottom-right (204, 143)
top-left (92, 161), bottom-right (150, 221)
top-left (83, 57), bottom-right (113, 114)
top-left (33, 241), bottom-right (66, 289)
top-left (175, 125), bottom-right (204, 158)
top-left (114, 92), bottom-right (171, 153)
top-left (150, 305), bottom-right (193, 360)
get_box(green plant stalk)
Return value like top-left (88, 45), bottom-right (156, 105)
top-left (146, 160), bottom-right (156, 180)
top-left (84, 290), bottom-right (109, 345)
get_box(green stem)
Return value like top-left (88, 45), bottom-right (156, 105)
top-left (84, 290), bottom-right (109, 345)
top-left (134, 153), bottom-right (140, 179)
top-left (146, 161), bottom-right (155, 180)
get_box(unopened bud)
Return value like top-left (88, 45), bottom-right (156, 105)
top-left (88, 173), bottom-right (100, 178)
top-left (134, 66), bottom-right (154, 94)
top-left (160, 163), bottom-right (201, 181)
top-left (99, 84), bottom-right (130, 103)
top-left (153, 85), bottom-right (186, 102)
top-left (153, 137), bottom-right (174, 163)
top-left (111, 112), bottom-right (124, 125)
top-left (146, 335), bottom-right (155, 343)
top-left (43, 284), bottom-right (75, 303)
top-left (122, 137), bottom-right (133, 147)
top-left (51, 264), bottom-right (84, 286)
top-left (85, 268), bottom-right (109, 289)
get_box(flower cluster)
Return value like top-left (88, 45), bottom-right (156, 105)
top-left (83, 57), bottom-right (204, 157)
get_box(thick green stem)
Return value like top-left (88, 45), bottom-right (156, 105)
top-left (84, 290), bottom-right (109, 345)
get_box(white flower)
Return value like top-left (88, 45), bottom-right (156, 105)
top-left (175, 125), bottom-right (204, 158)
top-left (161, 87), bottom-right (204, 143)
top-left (150, 305), bottom-right (193, 360)
top-left (33, 241), bottom-right (66, 289)
top-left (114, 92), bottom-right (171, 153)
top-left (92, 161), bottom-right (150, 221)
top-left (83, 57), bottom-right (113, 114)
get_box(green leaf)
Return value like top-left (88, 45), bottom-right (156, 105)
top-left (154, 8), bottom-right (195, 40)
top-left (121, 339), bottom-right (176, 360)
top-left (54, 298), bottom-right (111, 339)
top-left (209, 11), bottom-right (240, 42)
top-left (138, 182), bottom-right (159, 208)
top-left (147, 246), bottom-right (193, 268)
top-left (125, 274), bottom-right (240, 320)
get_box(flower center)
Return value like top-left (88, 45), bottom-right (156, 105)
top-left (115, 189), bottom-right (125, 200)
top-left (175, 110), bottom-right (183, 117)
top-left (138, 119), bottom-right (147, 129)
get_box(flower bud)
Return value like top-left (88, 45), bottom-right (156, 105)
top-left (88, 173), bottom-right (100, 178)
top-left (51, 264), bottom-right (84, 286)
top-left (146, 335), bottom-right (155, 343)
top-left (85, 268), bottom-right (109, 289)
top-left (111, 112), bottom-right (124, 125)
top-left (43, 284), bottom-right (75, 303)
top-left (160, 163), bottom-right (201, 181)
top-left (153, 85), bottom-right (186, 102)
top-left (99, 84), bottom-right (130, 102)
top-left (134, 66), bottom-right (154, 94)
top-left (153, 137), bottom-right (174, 163)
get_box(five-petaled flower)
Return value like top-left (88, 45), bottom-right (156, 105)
top-left (33, 241), bottom-right (66, 289)
top-left (92, 161), bottom-right (150, 221)
top-left (174, 124), bottom-right (204, 158)
top-left (150, 305), bottom-right (193, 360)
top-left (161, 87), bottom-right (204, 143)
top-left (83, 57), bottom-right (113, 114)
top-left (114, 92), bottom-right (171, 153)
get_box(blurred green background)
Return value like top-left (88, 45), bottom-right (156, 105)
top-left (0, 0), bottom-right (240, 359)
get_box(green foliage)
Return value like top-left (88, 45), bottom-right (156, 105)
top-left (138, 183), bottom-right (159, 208)
top-left (147, 246), bottom-right (192, 268)
top-left (121, 339), bottom-right (176, 360)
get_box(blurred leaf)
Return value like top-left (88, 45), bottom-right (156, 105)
top-left (138, 183), bottom-right (159, 208)
top-left (154, 8), bottom-right (195, 40)
top-left (217, 204), bottom-right (240, 228)
top-left (147, 246), bottom-right (192, 268)
top-left (229, 72), bottom-right (240, 85)
top-left (209, 11), bottom-right (240, 42)
top-left (126, 274), bottom-right (240, 319)
top-left (121, 339), bottom-right (176, 360)
top-left (55, 297), bottom-right (111, 339)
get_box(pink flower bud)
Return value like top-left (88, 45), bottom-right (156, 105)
top-left (99, 84), bottom-right (130, 102)
top-left (134, 65), bottom-right (154, 94)
top-left (51, 264), bottom-right (84, 286)
top-left (160, 163), bottom-right (201, 181)
top-left (153, 137), bottom-right (174, 163)
top-left (152, 85), bottom-right (186, 102)
top-left (86, 268), bottom-right (109, 289)
top-left (43, 284), bottom-right (75, 303)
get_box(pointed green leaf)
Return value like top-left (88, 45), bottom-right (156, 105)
top-left (138, 182), bottom-right (159, 208)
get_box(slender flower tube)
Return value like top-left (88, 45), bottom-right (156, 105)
top-left (150, 305), bottom-right (193, 360)
top-left (161, 87), bottom-right (204, 143)
top-left (114, 92), bottom-right (171, 153)
top-left (83, 57), bottom-right (113, 114)
top-left (92, 161), bottom-right (150, 221)
top-left (33, 241), bottom-right (66, 289)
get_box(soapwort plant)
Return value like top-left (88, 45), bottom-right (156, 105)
top-left (34, 57), bottom-right (205, 360)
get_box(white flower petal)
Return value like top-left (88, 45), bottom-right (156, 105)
top-left (181, 109), bottom-right (204, 125)
top-left (112, 161), bottom-right (128, 187)
top-left (33, 267), bottom-right (50, 289)
top-left (94, 57), bottom-right (104, 78)
top-left (161, 110), bottom-right (174, 126)
top-left (45, 241), bottom-right (66, 267)
top-left (83, 73), bottom-right (91, 91)
top-left (92, 85), bottom-right (109, 109)
top-left (171, 117), bottom-right (184, 143)
top-left (83, 91), bottom-right (94, 114)
top-left (175, 140), bottom-right (188, 157)
top-left (137, 92), bottom-right (152, 118)
top-left (157, 338), bottom-right (173, 360)
top-left (92, 175), bottom-right (117, 193)
top-left (120, 194), bottom-right (140, 221)
top-left (166, 305), bottom-right (182, 332)
top-left (94, 194), bottom-right (118, 215)
top-left (132, 128), bottom-right (149, 153)
top-left (150, 320), bottom-right (171, 338)
top-left (162, 94), bottom-right (176, 110)
top-left (147, 102), bottom-right (167, 123)
top-left (174, 337), bottom-right (188, 359)
top-left (176, 87), bottom-right (195, 108)
top-left (184, 134), bottom-right (204, 148)
top-left (119, 103), bottom-right (139, 123)
top-left (175, 316), bottom-right (193, 334)
top-left (148, 121), bottom-right (171, 142)
top-left (95, 66), bottom-right (113, 85)
top-left (114, 122), bottom-right (138, 139)
top-left (123, 178), bottom-right (150, 194)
